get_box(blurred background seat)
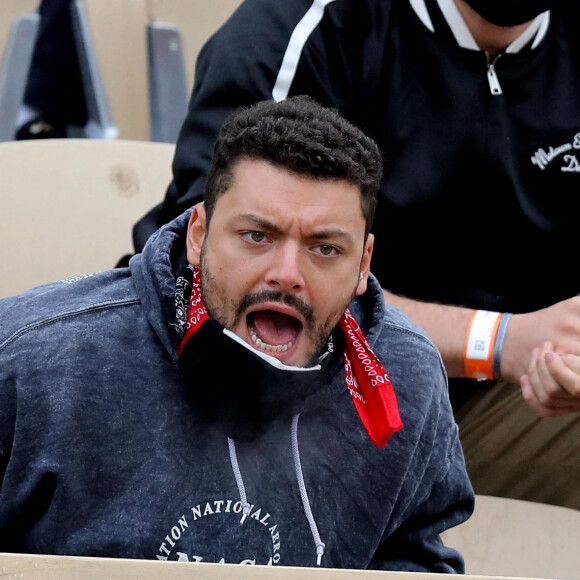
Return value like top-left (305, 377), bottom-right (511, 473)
top-left (0, 138), bottom-right (174, 298)
top-left (145, 0), bottom-right (243, 142)
top-left (74, 0), bottom-right (243, 143)
top-left (1, 1), bottom-right (245, 143)
top-left (72, 0), bottom-right (149, 140)
top-left (441, 494), bottom-right (580, 580)
top-left (0, 1), bottom-right (41, 142)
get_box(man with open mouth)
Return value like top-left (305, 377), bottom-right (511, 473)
top-left (0, 96), bottom-right (473, 570)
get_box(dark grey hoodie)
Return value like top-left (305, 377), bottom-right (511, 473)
top-left (0, 210), bottom-right (473, 571)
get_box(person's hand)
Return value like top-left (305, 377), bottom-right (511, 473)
top-left (520, 341), bottom-right (580, 417)
top-left (500, 296), bottom-right (580, 384)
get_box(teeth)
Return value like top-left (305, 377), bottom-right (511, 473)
top-left (249, 326), bottom-right (295, 353)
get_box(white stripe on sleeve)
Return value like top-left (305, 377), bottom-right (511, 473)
top-left (272, 0), bottom-right (337, 102)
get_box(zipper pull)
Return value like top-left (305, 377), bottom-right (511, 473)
top-left (487, 63), bottom-right (502, 95)
top-left (486, 53), bottom-right (503, 96)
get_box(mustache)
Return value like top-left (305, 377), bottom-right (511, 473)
top-left (236, 290), bottom-right (314, 328)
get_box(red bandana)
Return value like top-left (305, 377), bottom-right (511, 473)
top-left (179, 267), bottom-right (403, 448)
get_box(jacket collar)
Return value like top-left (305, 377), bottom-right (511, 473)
top-left (410, 0), bottom-right (550, 52)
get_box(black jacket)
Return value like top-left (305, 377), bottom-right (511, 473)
top-left (133, 0), bottom-right (580, 314)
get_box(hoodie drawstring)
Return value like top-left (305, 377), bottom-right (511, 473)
top-left (291, 413), bottom-right (325, 566)
top-left (226, 414), bottom-right (326, 566)
top-left (228, 437), bottom-right (252, 524)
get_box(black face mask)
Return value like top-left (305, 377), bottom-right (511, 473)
top-left (464, 0), bottom-right (553, 26)
top-left (178, 318), bottom-right (342, 441)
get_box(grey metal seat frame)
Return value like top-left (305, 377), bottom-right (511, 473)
top-left (0, 12), bottom-right (40, 142)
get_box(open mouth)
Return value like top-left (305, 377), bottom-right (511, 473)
top-left (247, 309), bottom-right (303, 354)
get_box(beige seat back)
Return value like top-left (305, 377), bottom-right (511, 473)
top-left (441, 494), bottom-right (580, 580)
top-left (0, 139), bottom-right (174, 298)
top-left (0, 552), bottom-right (542, 580)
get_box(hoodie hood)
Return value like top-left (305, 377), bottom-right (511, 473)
top-left (130, 210), bottom-right (396, 443)
top-left (0, 206), bottom-right (473, 570)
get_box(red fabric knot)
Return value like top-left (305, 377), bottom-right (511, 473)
top-left (340, 310), bottom-right (403, 448)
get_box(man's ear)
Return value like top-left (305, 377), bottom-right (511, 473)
top-left (186, 203), bottom-right (207, 266)
top-left (355, 233), bottom-right (374, 296)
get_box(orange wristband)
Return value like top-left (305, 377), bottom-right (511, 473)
top-left (463, 310), bottom-right (502, 381)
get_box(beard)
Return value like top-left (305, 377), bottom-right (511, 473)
top-left (199, 243), bottom-right (358, 367)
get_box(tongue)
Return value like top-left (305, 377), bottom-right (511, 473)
top-left (250, 310), bottom-right (301, 346)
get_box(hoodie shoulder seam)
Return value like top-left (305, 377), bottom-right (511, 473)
top-left (379, 316), bottom-right (449, 387)
top-left (380, 319), bottom-right (436, 350)
top-left (0, 298), bottom-right (141, 354)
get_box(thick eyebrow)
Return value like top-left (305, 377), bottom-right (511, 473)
top-left (235, 213), bottom-right (354, 243)
top-left (235, 214), bottom-right (282, 234)
top-left (308, 228), bottom-right (352, 242)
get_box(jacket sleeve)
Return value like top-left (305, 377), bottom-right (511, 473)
top-left (370, 427), bottom-right (474, 573)
top-left (132, 0), bottom-right (380, 252)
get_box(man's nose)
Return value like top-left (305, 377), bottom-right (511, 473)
top-left (266, 243), bottom-right (305, 292)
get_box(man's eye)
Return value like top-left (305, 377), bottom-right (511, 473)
top-left (315, 244), bottom-right (339, 257)
top-left (242, 231), bottom-right (267, 243)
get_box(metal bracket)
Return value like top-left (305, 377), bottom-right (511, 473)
top-left (148, 22), bottom-right (188, 143)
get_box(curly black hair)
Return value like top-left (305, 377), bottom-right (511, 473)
top-left (204, 96), bottom-right (382, 237)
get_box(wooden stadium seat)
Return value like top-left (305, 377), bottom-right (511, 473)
top-left (0, 138), bottom-right (174, 298)
top-left (441, 494), bottom-right (580, 580)
top-left (0, 1), bottom-right (40, 142)
top-left (0, 552), bottom-right (531, 580)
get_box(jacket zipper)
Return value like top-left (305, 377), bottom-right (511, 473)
top-left (486, 53), bottom-right (503, 96)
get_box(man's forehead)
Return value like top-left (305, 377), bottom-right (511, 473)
top-left (214, 158), bottom-right (366, 223)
